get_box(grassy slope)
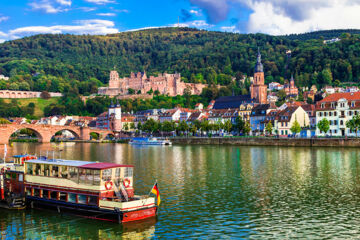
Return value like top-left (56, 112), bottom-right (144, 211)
top-left (3, 97), bottom-right (60, 117)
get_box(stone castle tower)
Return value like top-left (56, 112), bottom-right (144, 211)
top-left (250, 49), bottom-right (268, 104)
top-left (108, 100), bottom-right (122, 132)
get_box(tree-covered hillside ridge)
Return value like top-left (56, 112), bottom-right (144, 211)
top-left (0, 27), bottom-right (360, 95)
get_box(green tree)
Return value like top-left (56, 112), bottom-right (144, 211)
top-left (162, 121), bottom-right (174, 132)
top-left (317, 118), bottom-right (330, 135)
top-left (346, 114), bottom-right (360, 137)
top-left (0, 118), bottom-right (10, 124)
top-left (265, 122), bottom-right (273, 135)
top-left (244, 122), bottom-right (251, 136)
top-left (290, 119), bottom-right (301, 135)
top-left (223, 120), bottom-right (232, 134)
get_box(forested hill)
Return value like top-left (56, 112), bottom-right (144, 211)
top-left (281, 29), bottom-right (360, 40)
top-left (0, 27), bottom-right (360, 95)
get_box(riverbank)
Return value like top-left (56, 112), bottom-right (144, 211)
top-left (170, 137), bottom-right (360, 147)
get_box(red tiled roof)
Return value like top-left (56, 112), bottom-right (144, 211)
top-left (79, 162), bottom-right (133, 170)
top-left (319, 92), bottom-right (360, 102)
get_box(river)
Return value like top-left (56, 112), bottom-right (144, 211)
top-left (1, 143), bottom-right (360, 239)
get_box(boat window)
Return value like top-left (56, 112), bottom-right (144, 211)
top-left (18, 174), bottom-right (23, 182)
top-left (102, 169), bottom-right (112, 181)
top-left (78, 195), bottom-right (87, 204)
top-left (50, 191), bottom-right (58, 200)
top-left (26, 188), bottom-right (31, 196)
top-left (124, 167), bottom-right (133, 178)
top-left (44, 164), bottom-right (50, 177)
top-left (94, 170), bottom-right (100, 185)
top-left (35, 164), bottom-right (41, 175)
top-left (79, 169), bottom-right (86, 184)
top-left (68, 193), bottom-right (77, 203)
top-left (69, 167), bottom-right (78, 182)
top-left (88, 196), bottom-right (98, 206)
top-left (26, 163), bottom-right (33, 175)
top-left (52, 165), bottom-right (59, 178)
top-left (33, 188), bottom-right (41, 197)
top-left (60, 166), bottom-right (68, 178)
top-left (59, 192), bottom-right (67, 201)
top-left (40, 164), bottom-right (45, 176)
top-left (115, 168), bottom-right (121, 178)
top-left (42, 190), bottom-right (49, 199)
top-left (86, 169), bottom-right (94, 185)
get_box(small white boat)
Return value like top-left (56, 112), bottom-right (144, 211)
top-left (129, 137), bottom-right (172, 146)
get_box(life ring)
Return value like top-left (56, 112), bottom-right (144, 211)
top-left (105, 181), bottom-right (113, 190)
top-left (124, 178), bottom-right (131, 188)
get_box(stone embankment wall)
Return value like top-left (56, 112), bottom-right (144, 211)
top-left (171, 137), bottom-right (360, 147)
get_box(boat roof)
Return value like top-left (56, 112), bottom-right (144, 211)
top-left (25, 159), bottom-right (134, 169)
top-left (12, 154), bottom-right (35, 158)
top-left (79, 162), bottom-right (134, 170)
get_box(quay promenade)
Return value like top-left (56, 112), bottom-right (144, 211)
top-left (170, 137), bottom-right (360, 147)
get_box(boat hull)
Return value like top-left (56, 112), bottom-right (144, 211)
top-left (26, 196), bottom-right (157, 223)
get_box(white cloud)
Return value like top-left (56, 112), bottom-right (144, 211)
top-left (56, 0), bottom-right (71, 6)
top-left (189, 9), bottom-right (201, 16)
top-left (245, 0), bottom-right (360, 35)
top-left (221, 25), bottom-right (239, 33)
top-left (189, 0), bottom-right (360, 34)
top-left (29, 0), bottom-right (70, 13)
top-left (0, 16), bottom-right (9, 23)
top-left (96, 13), bottom-right (116, 16)
top-left (0, 39), bottom-right (5, 44)
top-left (78, 7), bottom-right (97, 12)
top-left (84, 0), bottom-right (115, 5)
top-left (3, 19), bottom-right (118, 40)
top-left (171, 20), bottom-right (214, 29)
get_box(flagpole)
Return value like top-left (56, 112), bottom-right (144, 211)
top-left (148, 180), bottom-right (157, 197)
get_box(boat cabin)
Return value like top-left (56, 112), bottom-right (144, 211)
top-left (24, 159), bottom-right (134, 206)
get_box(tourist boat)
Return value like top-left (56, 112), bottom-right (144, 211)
top-left (23, 158), bottom-right (158, 223)
top-left (129, 137), bottom-right (172, 146)
top-left (0, 154), bottom-right (37, 209)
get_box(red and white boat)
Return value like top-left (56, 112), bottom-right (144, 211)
top-left (22, 158), bottom-right (159, 223)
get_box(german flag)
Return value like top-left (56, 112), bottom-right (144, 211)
top-left (151, 182), bottom-right (161, 206)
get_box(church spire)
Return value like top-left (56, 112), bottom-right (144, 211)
top-left (255, 47), bottom-right (264, 73)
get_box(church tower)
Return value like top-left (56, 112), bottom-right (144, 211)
top-left (250, 49), bottom-right (268, 104)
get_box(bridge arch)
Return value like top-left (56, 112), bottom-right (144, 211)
top-left (9, 127), bottom-right (43, 142)
top-left (51, 129), bottom-right (80, 141)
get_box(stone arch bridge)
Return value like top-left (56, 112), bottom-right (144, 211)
top-left (0, 124), bottom-right (115, 144)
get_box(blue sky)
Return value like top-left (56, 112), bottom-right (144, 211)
top-left (1, 0), bottom-right (360, 42)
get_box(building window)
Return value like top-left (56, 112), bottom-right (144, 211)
top-left (321, 103), bottom-right (325, 108)
top-left (324, 112), bottom-right (327, 117)
top-left (349, 111), bottom-right (353, 116)
top-left (329, 112), bottom-right (332, 117)
top-left (340, 120), bottom-right (344, 125)
top-left (330, 120), bottom-right (333, 125)
top-left (334, 112), bottom-right (337, 116)
top-left (334, 120), bottom-right (338, 125)
top-left (319, 112), bottom-right (322, 117)
top-left (334, 130), bottom-right (337, 134)
top-left (352, 101), bottom-right (355, 107)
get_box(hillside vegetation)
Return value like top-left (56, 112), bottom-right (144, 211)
top-left (0, 27), bottom-right (359, 97)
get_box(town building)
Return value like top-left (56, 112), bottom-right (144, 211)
top-left (250, 104), bottom-right (275, 135)
top-left (98, 71), bottom-right (208, 97)
top-left (238, 103), bottom-right (253, 122)
top-left (250, 50), bottom-right (268, 104)
top-left (134, 109), bottom-right (164, 123)
top-left (301, 104), bottom-right (316, 128)
top-left (0, 75), bottom-right (9, 80)
top-left (315, 92), bottom-right (360, 137)
top-left (284, 75), bottom-right (299, 96)
top-left (269, 82), bottom-right (283, 91)
top-left (159, 108), bottom-right (183, 123)
top-left (96, 101), bottom-right (122, 132)
top-left (213, 95), bottom-right (252, 109)
top-left (274, 106), bottom-right (310, 136)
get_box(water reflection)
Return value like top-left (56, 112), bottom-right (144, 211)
top-left (2, 143), bottom-right (360, 238)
